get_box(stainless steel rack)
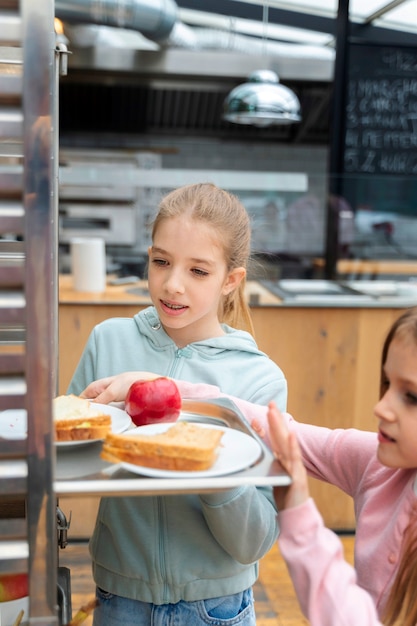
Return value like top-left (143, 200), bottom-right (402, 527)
top-left (0, 1), bottom-right (59, 624)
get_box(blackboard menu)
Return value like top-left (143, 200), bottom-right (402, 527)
top-left (342, 43), bottom-right (417, 215)
top-left (345, 43), bottom-right (417, 176)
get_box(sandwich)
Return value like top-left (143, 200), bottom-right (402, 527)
top-left (101, 421), bottom-right (224, 471)
top-left (54, 394), bottom-right (112, 442)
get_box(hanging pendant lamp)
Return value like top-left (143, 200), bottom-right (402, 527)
top-left (222, 69), bottom-right (301, 127)
top-left (222, 1), bottom-right (301, 127)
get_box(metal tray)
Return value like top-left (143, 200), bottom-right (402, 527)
top-left (55, 398), bottom-right (291, 497)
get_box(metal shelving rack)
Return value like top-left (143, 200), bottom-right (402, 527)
top-left (0, 0), bottom-right (59, 624)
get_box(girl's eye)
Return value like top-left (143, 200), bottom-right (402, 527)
top-left (152, 258), bottom-right (168, 267)
top-left (381, 377), bottom-right (389, 391)
top-left (405, 392), bottom-right (417, 405)
top-left (192, 268), bottom-right (209, 277)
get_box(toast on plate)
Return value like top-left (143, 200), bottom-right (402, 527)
top-left (54, 394), bottom-right (112, 441)
top-left (101, 421), bottom-right (224, 471)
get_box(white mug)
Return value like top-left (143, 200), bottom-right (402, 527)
top-left (71, 237), bottom-right (106, 293)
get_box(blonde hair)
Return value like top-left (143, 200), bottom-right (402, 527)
top-left (382, 504), bottom-right (417, 626)
top-left (380, 307), bottom-right (417, 397)
top-left (151, 183), bottom-right (255, 335)
top-left (379, 308), bottom-right (417, 626)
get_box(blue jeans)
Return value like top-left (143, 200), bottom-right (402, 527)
top-left (92, 586), bottom-right (256, 625)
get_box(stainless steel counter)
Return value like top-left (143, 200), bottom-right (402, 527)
top-left (260, 279), bottom-right (417, 308)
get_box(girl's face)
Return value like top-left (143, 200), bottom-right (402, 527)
top-left (374, 335), bottom-right (417, 469)
top-left (148, 216), bottom-right (245, 347)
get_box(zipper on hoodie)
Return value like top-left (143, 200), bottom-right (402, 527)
top-left (152, 347), bottom-right (192, 601)
top-left (157, 496), bottom-right (170, 603)
top-left (159, 347), bottom-right (192, 601)
top-left (167, 347), bottom-right (192, 379)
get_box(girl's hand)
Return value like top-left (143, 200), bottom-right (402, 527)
top-left (251, 417), bottom-right (266, 439)
top-left (80, 371), bottom-right (159, 405)
top-left (267, 402), bottom-right (309, 511)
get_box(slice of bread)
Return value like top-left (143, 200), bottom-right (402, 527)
top-left (54, 394), bottom-right (112, 442)
top-left (101, 421), bottom-right (224, 471)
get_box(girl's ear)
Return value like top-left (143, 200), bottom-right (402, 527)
top-left (147, 246), bottom-right (152, 258)
top-left (223, 267), bottom-right (246, 295)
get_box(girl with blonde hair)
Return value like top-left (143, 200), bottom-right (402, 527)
top-left (70, 182), bottom-right (287, 626)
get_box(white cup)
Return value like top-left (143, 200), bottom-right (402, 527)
top-left (71, 237), bottom-right (106, 293)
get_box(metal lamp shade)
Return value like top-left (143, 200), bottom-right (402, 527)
top-left (223, 70), bottom-right (301, 127)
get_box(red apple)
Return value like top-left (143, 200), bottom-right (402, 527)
top-left (125, 377), bottom-right (182, 426)
top-left (0, 573), bottom-right (28, 602)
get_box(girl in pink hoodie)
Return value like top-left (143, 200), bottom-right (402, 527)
top-left (240, 306), bottom-right (417, 626)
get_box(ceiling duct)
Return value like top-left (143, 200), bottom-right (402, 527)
top-left (55, 0), bottom-right (178, 42)
top-left (166, 23), bottom-right (334, 64)
top-left (56, 0), bottom-right (334, 70)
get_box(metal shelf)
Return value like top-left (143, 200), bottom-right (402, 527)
top-left (0, 0), bottom-right (59, 623)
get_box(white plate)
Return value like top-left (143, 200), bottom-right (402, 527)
top-left (120, 422), bottom-right (262, 478)
top-left (0, 596), bottom-right (29, 626)
top-left (0, 403), bottom-right (131, 448)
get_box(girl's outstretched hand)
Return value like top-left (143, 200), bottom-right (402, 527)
top-left (267, 401), bottom-right (309, 511)
top-left (80, 371), bottom-right (159, 405)
top-left (250, 417), bottom-right (266, 440)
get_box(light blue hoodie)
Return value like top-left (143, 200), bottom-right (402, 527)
top-left (68, 306), bottom-right (287, 605)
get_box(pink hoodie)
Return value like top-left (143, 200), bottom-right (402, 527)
top-left (178, 381), bottom-right (417, 620)
top-left (279, 498), bottom-right (383, 625)
top-left (245, 403), bottom-right (416, 617)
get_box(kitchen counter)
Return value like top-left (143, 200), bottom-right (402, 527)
top-left (314, 258), bottom-right (417, 279)
top-left (59, 275), bottom-right (152, 305)
top-left (59, 274), bottom-right (417, 309)
top-left (58, 274), bottom-right (282, 306)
